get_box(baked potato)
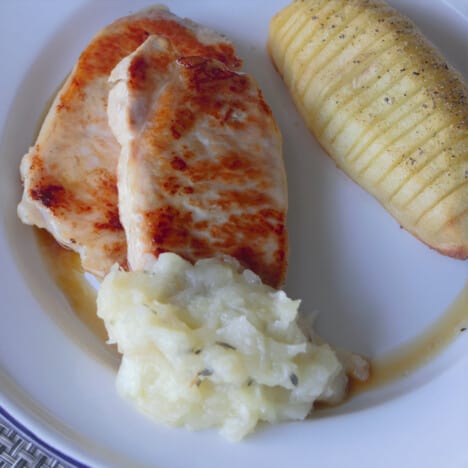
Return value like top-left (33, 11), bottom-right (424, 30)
top-left (269, 0), bottom-right (468, 259)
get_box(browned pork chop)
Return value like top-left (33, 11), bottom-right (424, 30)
top-left (18, 6), bottom-right (241, 276)
top-left (108, 36), bottom-right (287, 288)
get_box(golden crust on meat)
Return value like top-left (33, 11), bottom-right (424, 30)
top-left (18, 7), bottom-right (241, 276)
top-left (108, 38), bottom-right (288, 287)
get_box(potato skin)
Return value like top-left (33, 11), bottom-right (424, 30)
top-left (269, 0), bottom-right (468, 259)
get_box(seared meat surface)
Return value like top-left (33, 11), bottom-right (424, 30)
top-left (18, 6), bottom-right (240, 276)
top-left (108, 36), bottom-right (287, 287)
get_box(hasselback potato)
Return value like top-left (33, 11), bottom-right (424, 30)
top-left (269, 0), bottom-right (468, 259)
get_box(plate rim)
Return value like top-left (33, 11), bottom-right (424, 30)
top-left (1, 0), bottom-right (467, 466)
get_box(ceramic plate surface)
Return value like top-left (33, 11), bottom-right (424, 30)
top-left (0, 1), bottom-right (467, 467)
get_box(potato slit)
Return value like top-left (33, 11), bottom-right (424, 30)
top-left (295, 9), bottom-right (374, 100)
top-left (377, 134), bottom-right (468, 193)
top-left (271, 1), bottom-right (304, 40)
top-left (277, 12), bottom-right (314, 70)
top-left (315, 36), bottom-right (405, 134)
top-left (348, 76), bottom-right (458, 163)
top-left (401, 162), bottom-right (462, 213)
top-left (319, 40), bottom-right (409, 138)
top-left (282, 5), bottom-right (351, 90)
top-left (353, 107), bottom-right (440, 173)
top-left (297, 14), bottom-right (401, 102)
top-left (340, 80), bottom-right (430, 165)
top-left (322, 70), bottom-right (414, 144)
top-left (356, 116), bottom-right (453, 181)
top-left (298, 10), bottom-right (413, 105)
top-left (414, 179), bottom-right (467, 226)
top-left (345, 70), bottom-right (449, 164)
top-left (390, 135), bottom-right (468, 205)
top-left (326, 60), bottom-right (416, 145)
top-left (278, 1), bottom-right (333, 72)
top-left (326, 63), bottom-right (414, 147)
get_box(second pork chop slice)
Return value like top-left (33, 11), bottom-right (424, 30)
top-left (108, 37), bottom-right (288, 288)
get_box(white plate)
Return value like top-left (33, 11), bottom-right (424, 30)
top-left (0, 1), bottom-right (467, 467)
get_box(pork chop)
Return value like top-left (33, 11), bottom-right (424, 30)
top-left (108, 36), bottom-right (287, 288)
top-left (18, 6), bottom-right (241, 277)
